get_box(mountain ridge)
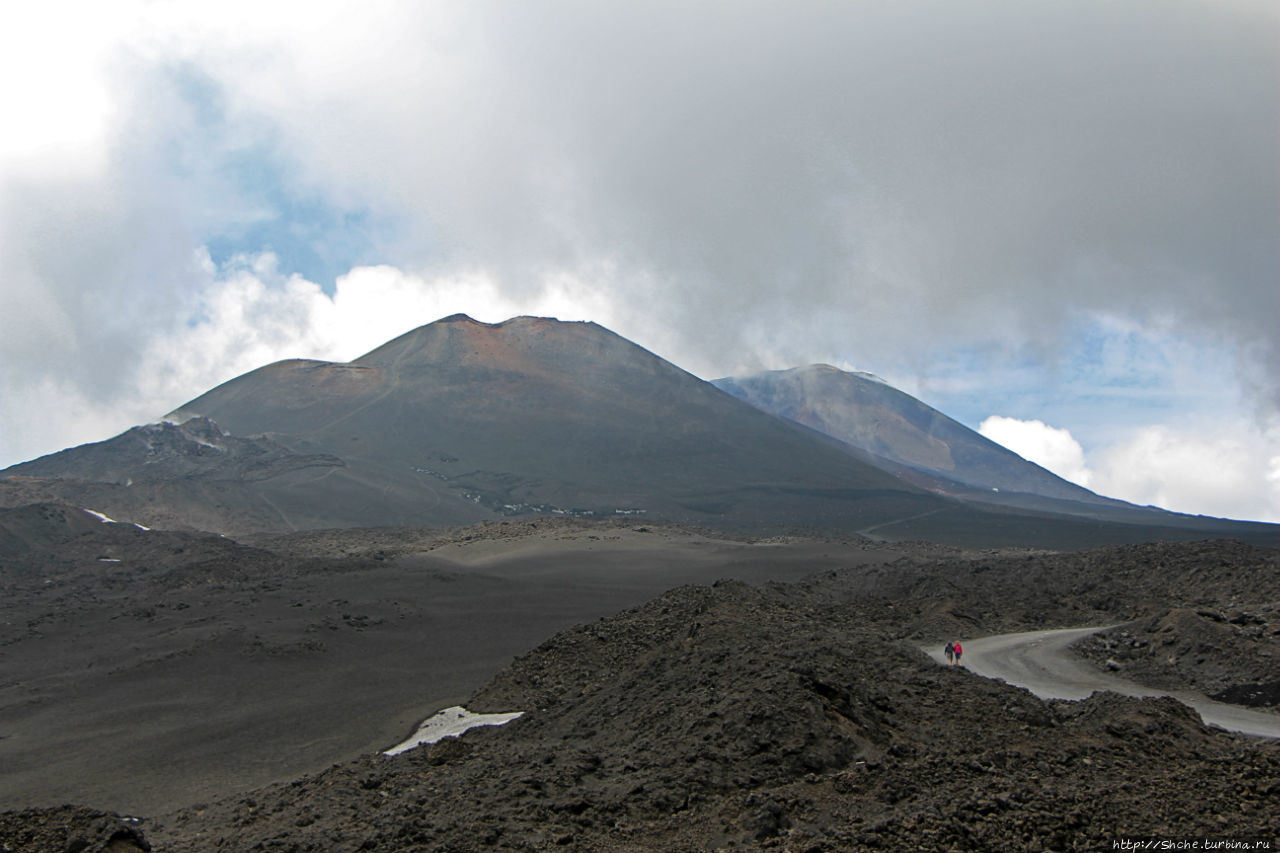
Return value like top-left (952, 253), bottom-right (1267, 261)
top-left (715, 364), bottom-right (1121, 507)
top-left (4, 315), bottom-right (954, 538)
top-left (3, 315), bottom-right (1276, 547)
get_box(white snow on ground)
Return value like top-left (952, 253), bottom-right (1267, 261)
top-left (82, 508), bottom-right (149, 530)
top-left (383, 706), bottom-right (523, 756)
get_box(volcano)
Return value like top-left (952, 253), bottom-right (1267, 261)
top-left (714, 365), bottom-right (1120, 506)
top-left (1, 318), bottom-right (1278, 833)
top-left (4, 315), bottom-right (1275, 547)
top-left (714, 364), bottom-right (1278, 535)
top-left (5, 316), bottom-right (941, 536)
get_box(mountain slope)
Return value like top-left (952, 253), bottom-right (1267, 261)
top-left (3, 316), bottom-right (945, 536)
top-left (5, 318), bottom-right (1275, 546)
top-left (713, 365), bottom-right (1280, 539)
top-left (716, 364), bottom-right (1164, 516)
top-left (144, 561), bottom-right (1279, 851)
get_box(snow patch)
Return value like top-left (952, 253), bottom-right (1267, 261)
top-left (383, 706), bottom-right (523, 756)
top-left (82, 508), bottom-right (149, 530)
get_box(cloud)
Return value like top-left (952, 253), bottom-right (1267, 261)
top-left (2, 0), bottom-right (1279, 526)
top-left (187, 0), bottom-right (1279, 387)
top-left (979, 414), bottom-right (1280, 523)
top-left (140, 251), bottom-right (621, 413)
top-left (979, 416), bottom-right (1093, 487)
top-left (38, 0), bottom-right (1264, 386)
top-left (1090, 425), bottom-right (1280, 523)
top-left (0, 249), bottom-right (635, 464)
top-left (0, 3), bottom-right (128, 172)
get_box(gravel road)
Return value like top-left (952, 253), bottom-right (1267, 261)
top-left (926, 627), bottom-right (1280, 739)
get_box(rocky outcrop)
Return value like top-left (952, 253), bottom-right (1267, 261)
top-left (145, 578), bottom-right (1278, 851)
top-left (2, 527), bottom-right (1276, 851)
top-left (1076, 605), bottom-right (1280, 706)
top-left (0, 806), bottom-right (149, 853)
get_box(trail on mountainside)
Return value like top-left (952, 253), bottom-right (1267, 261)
top-left (926, 627), bottom-right (1280, 739)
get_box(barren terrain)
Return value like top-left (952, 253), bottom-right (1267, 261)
top-left (1, 511), bottom-right (1277, 851)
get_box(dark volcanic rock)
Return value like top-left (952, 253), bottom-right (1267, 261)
top-left (799, 538), bottom-right (1280, 636)
top-left (3, 525), bottom-right (1278, 850)
top-left (793, 538), bottom-right (1280, 708)
top-left (0, 516), bottom-right (900, 817)
top-left (5, 418), bottom-right (342, 485)
top-left (0, 806), bottom-right (149, 852)
top-left (1076, 605), bottom-right (1280, 707)
top-left (145, 577), bottom-right (1279, 852)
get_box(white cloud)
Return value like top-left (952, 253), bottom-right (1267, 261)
top-left (979, 416), bottom-right (1093, 487)
top-left (0, 377), bottom-right (154, 466)
top-left (2, 250), bottom-right (638, 458)
top-left (1090, 424), bottom-right (1280, 523)
top-left (72, 0), bottom-right (1276, 391)
top-left (0, 2), bottom-right (134, 174)
top-left (978, 414), bottom-right (1280, 523)
top-left (2, 0), bottom-right (1279, 534)
top-left (0, 241), bottom-right (633, 467)
top-left (139, 253), bottom-right (595, 413)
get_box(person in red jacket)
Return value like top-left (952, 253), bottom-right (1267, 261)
top-left (952, 640), bottom-right (963, 666)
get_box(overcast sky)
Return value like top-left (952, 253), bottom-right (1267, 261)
top-left (2, 0), bottom-right (1277, 521)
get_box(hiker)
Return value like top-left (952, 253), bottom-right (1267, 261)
top-left (944, 641), bottom-right (954, 665)
top-left (952, 640), bottom-right (963, 666)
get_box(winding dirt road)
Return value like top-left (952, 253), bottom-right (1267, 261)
top-left (924, 626), bottom-right (1280, 739)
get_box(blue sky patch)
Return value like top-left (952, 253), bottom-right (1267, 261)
top-left (166, 64), bottom-right (402, 290)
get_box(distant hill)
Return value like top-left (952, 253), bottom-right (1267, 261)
top-left (713, 364), bottom-right (1213, 527)
top-left (3, 316), bottom-right (1276, 548)
top-left (713, 364), bottom-right (1110, 497)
